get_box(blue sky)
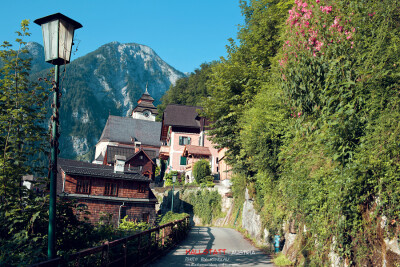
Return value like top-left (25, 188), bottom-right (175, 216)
top-left (0, 0), bottom-right (244, 73)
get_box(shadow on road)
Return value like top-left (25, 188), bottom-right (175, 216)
top-left (206, 227), bottom-right (215, 251)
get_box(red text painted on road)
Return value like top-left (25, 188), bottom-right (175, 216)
top-left (186, 249), bottom-right (227, 255)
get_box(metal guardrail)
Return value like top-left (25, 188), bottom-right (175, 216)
top-left (31, 216), bottom-right (191, 267)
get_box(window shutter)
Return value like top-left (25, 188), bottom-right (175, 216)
top-left (180, 156), bottom-right (187, 165)
top-left (179, 136), bottom-right (183, 145)
top-left (188, 137), bottom-right (191, 145)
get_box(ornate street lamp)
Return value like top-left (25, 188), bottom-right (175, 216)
top-left (171, 173), bottom-right (177, 212)
top-left (34, 13), bottom-right (82, 259)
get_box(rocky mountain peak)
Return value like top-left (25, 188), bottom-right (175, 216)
top-left (27, 41), bottom-right (186, 161)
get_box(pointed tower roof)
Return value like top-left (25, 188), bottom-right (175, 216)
top-left (131, 84), bottom-right (158, 116)
top-left (139, 83), bottom-right (155, 102)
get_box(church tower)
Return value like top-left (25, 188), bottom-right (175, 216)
top-left (131, 84), bottom-right (158, 121)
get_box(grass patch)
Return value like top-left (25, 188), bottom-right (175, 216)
top-left (273, 252), bottom-right (293, 266)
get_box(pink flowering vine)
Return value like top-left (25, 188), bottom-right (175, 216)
top-left (282, 0), bottom-right (356, 66)
top-left (320, 5), bottom-right (333, 14)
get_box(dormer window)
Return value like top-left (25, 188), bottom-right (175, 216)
top-left (114, 155), bottom-right (126, 173)
top-left (179, 136), bottom-right (191, 146)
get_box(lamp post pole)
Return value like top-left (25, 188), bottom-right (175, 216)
top-left (34, 13), bottom-right (82, 259)
top-left (48, 64), bottom-right (60, 259)
top-left (171, 174), bottom-right (177, 212)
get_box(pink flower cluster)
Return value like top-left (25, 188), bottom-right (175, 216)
top-left (282, 0), bottom-right (356, 66)
top-left (290, 111), bottom-right (303, 118)
top-left (286, 0), bottom-right (325, 56)
top-left (320, 5), bottom-right (332, 14)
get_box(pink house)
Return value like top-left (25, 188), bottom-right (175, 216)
top-left (159, 105), bottom-right (219, 183)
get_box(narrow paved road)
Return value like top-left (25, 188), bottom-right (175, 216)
top-left (148, 226), bottom-right (273, 266)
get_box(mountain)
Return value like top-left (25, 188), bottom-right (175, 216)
top-left (27, 41), bottom-right (186, 161)
top-left (25, 42), bottom-right (53, 73)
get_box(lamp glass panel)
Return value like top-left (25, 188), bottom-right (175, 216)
top-left (41, 20), bottom-right (59, 62)
top-left (172, 175), bottom-right (177, 183)
top-left (59, 19), bottom-right (74, 63)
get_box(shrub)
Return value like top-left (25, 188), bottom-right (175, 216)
top-left (163, 171), bottom-right (186, 186)
top-left (204, 175), bottom-right (215, 187)
top-left (273, 253), bottom-right (293, 266)
top-left (118, 216), bottom-right (149, 233)
top-left (193, 160), bottom-right (211, 184)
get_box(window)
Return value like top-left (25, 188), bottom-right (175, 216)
top-left (180, 156), bottom-right (187, 165)
top-left (76, 179), bottom-right (91, 194)
top-left (104, 182), bottom-right (118, 196)
top-left (120, 206), bottom-right (127, 220)
top-left (179, 136), bottom-right (191, 146)
top-left (138, 184), bottom-right (147, 193)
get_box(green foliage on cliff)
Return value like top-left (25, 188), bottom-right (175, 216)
top-left (203, 0), bottom-right (292, 170)
top-left (157, 62), bottom-right (214, 120)
top-left (158, 211), bottom-right (189, 225)
top-left (203, 0), bottom-right (400, 264)
top-left (184, 190), bottom-right (223, 225)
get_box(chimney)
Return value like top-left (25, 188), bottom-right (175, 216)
top-left (135, 141), bottom-right (141, 153)
top-left (114, 155), bottom-right (126, 173)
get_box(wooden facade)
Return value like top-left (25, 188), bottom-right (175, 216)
top-left (58, 158), bottom-right (157, 226)
top-left (125, 150), bottom-right (156, 181)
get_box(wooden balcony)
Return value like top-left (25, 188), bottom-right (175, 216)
top-left (159, 145), bottom-right (170, 160)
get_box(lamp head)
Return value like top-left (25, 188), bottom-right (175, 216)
top-left (34, 13), bottom-right (82, 65)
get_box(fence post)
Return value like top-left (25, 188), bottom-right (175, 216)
top-left (173, 222), bottom-right (177, 244)
top-left (138, 232), bottom-right (142, 259)
top-left (162, 227), bottom-right (165, 246)
top-left (101, 241), bottom-right (109, 267)
top-left (155, 227), bottom-right (159, 251)
top-left (74, 253), bottom-right (80, 267)
top-left (123, 238), bottom-right (127, 267)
